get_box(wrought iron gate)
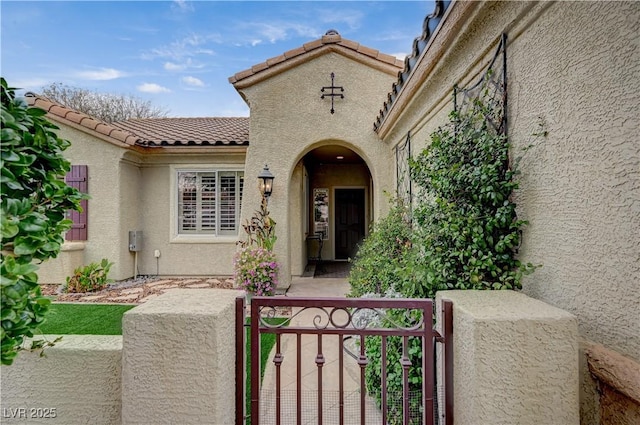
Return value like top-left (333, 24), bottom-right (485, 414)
top-left (236, 296), bottom-right (453, 425)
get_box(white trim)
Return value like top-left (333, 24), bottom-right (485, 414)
top-left (169, 164), bottom-right (244, 243)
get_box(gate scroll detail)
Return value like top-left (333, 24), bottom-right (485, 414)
top-left (237, 296), bottom-right (453, 425)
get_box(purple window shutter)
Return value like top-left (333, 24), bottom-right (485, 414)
top-left (65, 165), bottom-right (88, 241)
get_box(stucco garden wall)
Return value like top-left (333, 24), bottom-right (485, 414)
top-left (436, 290), bottom-right (579, 425)
top-left (381, 2), bottom-right (639, 423)
top-left (0, 335), bottom-right (123, 424)
top-left (0, 289), bottom-right (241, 425)
top-left (238, 51), bottom-right (398, 286)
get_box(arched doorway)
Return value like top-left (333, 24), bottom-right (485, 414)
top-left (301, 144), bottom-right (372, 264)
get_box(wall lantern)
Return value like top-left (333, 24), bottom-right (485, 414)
top-left (258, 164), bottom-right (275, 198)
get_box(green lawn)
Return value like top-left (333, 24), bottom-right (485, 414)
top-left (37, 303), bottom-right (136, 335)
top-left (245, 317), bottom-right (288, 423)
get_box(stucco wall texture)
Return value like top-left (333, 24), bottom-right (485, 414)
top-left (0, 335), bottom-right (123, 424)
top-left (37, 123), bottom-right (133, 281)
top-left (135, 152), bottom-right (246, 277)
top-left (384, 2), bottom-right (638, 423)
top-left (238, 52), bottom-right (399, 286)
top-left (121, 289), bottom-right (239, 425)
top-left (437, 290), bottom-right (579, 425)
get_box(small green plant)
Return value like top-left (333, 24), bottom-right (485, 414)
top-left (64, 259), bottom-right (113, 293)
top-left (239, 196), bottom-right (277, 251)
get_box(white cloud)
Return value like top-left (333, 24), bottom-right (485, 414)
top-left (163, 58), bottom-right (203, 72)
top-left (164, 62), bottom-right (185, 71)
top-left (172, 0), bottom-right (193, 12)
top-left (137, 83), bottom-right (171, 94)
top-left (8, 78), bottom-right (51, 91)
top-left (316, 8), bottom-right (364, 30)
top-left (142, 33), bottom-right (220, 61)
top-left (75, 68), bottom-right (125, 81)
top-left (392, 52), bottom-right (409, 60)
top-left (181, 76), bottom-right (205, 87)
top-left (236, 22), bottom-right (319, 45)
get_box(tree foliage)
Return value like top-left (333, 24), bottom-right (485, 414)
top-left (40, 82), bottom-right (169, 123)
top-left (1, 78), bottom-right (84, 365)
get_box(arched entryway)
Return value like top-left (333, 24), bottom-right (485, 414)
top-left (298, 144), bottom-right (372, 269)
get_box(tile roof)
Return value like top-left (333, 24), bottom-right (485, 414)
top-left (373, 0), bottom-right (450, 132)
top-left (111, 117), bottom-right (249, 147)
top-left (24, 93), bottom-right (249, 148)
top-left (229, 29), bottom-right (405, 87)
top-left (25, 93), bottom-right (140, 147)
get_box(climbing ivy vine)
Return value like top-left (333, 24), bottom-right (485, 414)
top-left (408, 98), bottom-right (538, 296)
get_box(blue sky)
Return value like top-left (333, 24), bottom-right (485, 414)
top-left (1, 1), bottom-right (434, 117)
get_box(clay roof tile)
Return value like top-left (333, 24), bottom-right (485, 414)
top-left (283, 46), bottom-right (306, 59)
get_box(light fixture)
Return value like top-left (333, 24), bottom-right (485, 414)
top-left (336, 155), bottom-right (344, 160)
top-left (258, 164), bottom-right (275, 198)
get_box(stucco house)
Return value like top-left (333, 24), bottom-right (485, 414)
top-left (28, 1), bottom-right (637, 423)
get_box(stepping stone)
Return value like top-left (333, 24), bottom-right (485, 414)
top-left (109, 294), bottom-right (140, 301)
top-left (145, 280), bottom-right (174, 287)
top-left (152, 284), bottom-right (179, 290)
top-left (121, 287), bottom-right (144, 295)
top-left (186, 283), bottom-right (210, 288)
top-left (81, 295), bottom-right (106, 301)
top-left (179, 279), bottom-right (200, 285)
top-left (139, 294), bottom-right (160, 303)
top-left (206, 278), bottom-right (222, 284)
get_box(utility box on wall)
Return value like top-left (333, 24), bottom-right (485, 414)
top-left (128, 231), bottom-right (142, 252)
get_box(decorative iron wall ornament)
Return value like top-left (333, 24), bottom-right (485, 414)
top-left (395, 131), bottom-right (412, 209)
top-left (454, 33), bottom-right (508, 136)
top-left (320, 72), bottom-right (344, 114)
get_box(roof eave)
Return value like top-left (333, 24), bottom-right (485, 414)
top-left (26, 94), bottom-right (140, 149)
top-left (375, 1), bottom-right (480, 138)
top-left (230, 37), bottom-right (403, 90)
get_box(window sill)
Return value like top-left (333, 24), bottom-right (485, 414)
top-left (61, 241), bottom-right (86, 252)
top-left (170, 235), bottom-right (239, 244)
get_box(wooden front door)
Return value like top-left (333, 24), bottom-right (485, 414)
top-left (334, 189), bottom-right (365, 260)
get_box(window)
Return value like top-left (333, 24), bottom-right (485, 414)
top-left (177, 170), bottom-right (244, 236)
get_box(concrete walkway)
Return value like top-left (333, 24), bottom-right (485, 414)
top-left (257, 276), bottom-right (382, 425)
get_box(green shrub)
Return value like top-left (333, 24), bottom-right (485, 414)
top-left (64, 259), bottom-right (113, 293)
top-left (348, 198), bottom-right (412, 297)
top-left (1, 78), bottom-right (84, 365)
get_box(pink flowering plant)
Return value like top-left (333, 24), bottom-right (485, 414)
top-left (234, 195), bottom-right (279, 295)
top-left (234, 247), bottom-right (279, 295)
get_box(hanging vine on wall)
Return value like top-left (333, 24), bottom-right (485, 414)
top-left (409, 96), bottom-right (538, 293)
